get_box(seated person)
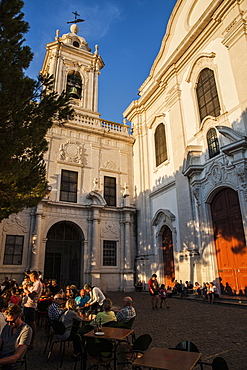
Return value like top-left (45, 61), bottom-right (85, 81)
top-left (0, 297), bottom-right (8, 334)
top-left (90, 299), bottom-right (116, 326)
top-left (9, 288), bottom-right (21, 306)
top-left (75, 289), bottom-right (89, 310)
top-left (0, 305), bottom-right (32, 368)
top-left (49, 280), bottom-right (60, 296)
top-left (47, 294), bottom-right (65, 322)
top-left (116, 297), bottom-right (136, 323)
top-left (135, 281), bottom-right (143, 292)
top-left (193, 282), bottom-right (201, 297)
top-left (57, 299), bottom-right (82, 341)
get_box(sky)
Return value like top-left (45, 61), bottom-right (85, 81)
top-left (23, 0), bottom-right (177, 124)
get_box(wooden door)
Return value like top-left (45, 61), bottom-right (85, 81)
top-left (211, 188), bottom-right (247, 295)
top-left (162, 226), bottom-right (175, 289)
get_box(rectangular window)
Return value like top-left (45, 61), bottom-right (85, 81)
top-left (103, 240), bottom-right (117, 266)
top-left (104, 176), bottom-right (116, 206)
top-left (3, 235), bottom-right (24, 265)
top-left (60, 170), bottom-right (78, 203)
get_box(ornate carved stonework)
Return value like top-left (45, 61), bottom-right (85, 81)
top-left (208, 163), bottom-right (226, 185)
top-left (3, 216), bottom-right (28, 233)
top-left (235, 163), bottom-right (247, 190)
top-left (100, 222), bottom-right (119, 238)
top-left (101, 160), bottom-right (119, 171)
top-left (59, 140), bottom-right (85, 164)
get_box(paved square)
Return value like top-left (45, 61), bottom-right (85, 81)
top-left (26, 291), bottom-right (247, 369)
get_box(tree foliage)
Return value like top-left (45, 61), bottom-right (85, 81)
top-left (0, 0), bottom-right (73, 221)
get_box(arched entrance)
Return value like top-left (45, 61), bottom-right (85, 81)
top-left (211, 188), bottom-right (247, 295)
top-left (44, 221), bottom-right (83, 288)
top-left (162, 226), bottom-right (175, 289)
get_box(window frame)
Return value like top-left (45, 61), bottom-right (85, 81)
top-left (104, 176), bottom-right (116, 206)
top-left (196, 68), bottom-right (221, 122)
top-left (154, 123), bottom-right (168, 167)
top-left (207, 128), bottom-right (220, 159)
top-left (59, 169), bottom-right (78, 203)
top-left (3, 235), bottom-right (24, 265)
top-left (102, 240), bottom-right (117, 266)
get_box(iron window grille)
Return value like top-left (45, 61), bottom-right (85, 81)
top-left (103, 240), bottom-right (117, 266)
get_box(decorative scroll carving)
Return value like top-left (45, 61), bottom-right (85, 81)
top-left (59, 140), bottom-right (85, 164)
top-left (3, 216), bottom-right (28, 233)
top-left (100, 222), bottom-right (119, 238)
top-left (101, 161), bottom-right (119, 171)
top-left (208, 164), bottom-right (226, 185)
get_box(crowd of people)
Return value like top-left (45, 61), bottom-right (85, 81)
top-left (0, 273), bottom-right (137, 365)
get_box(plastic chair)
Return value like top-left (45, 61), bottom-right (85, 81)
top-left (117, 334), bottom-right (152, 367)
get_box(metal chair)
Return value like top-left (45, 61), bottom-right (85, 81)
top-left (117, 334), bottom-right (152, 368)
top-left (46, 320), bottom-right (75, 367)
top-left (85, 337), bottom-right (114, 370)
top-left (202, 356), bottom-right (229, 370)
top-left (171, 341), bottom-right (203, 369)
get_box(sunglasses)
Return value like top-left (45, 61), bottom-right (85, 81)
top-left (5, 316), bottom-right (19, 325)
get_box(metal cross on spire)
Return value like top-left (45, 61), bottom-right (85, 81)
top-left (67, 11), bottom-right (85, 24)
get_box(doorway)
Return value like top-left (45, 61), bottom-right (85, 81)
top-left (44, 221), bottom-right (83, 288)
top-left (162, 226), bottom-right (175, 289)
top-left (211, 188), bottom-right (247, 295)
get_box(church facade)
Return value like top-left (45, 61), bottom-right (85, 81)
top-left (1, 0), bottom-right (247, 295)
top-left (124, 0), bottom-right (247, 294)
top-left (0, 23), bottom-right (135, 291)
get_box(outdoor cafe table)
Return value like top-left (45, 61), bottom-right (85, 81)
top-left (132, 347), bottom-right (202, 370)
top-left (84, 326), bottom-right (134, 370)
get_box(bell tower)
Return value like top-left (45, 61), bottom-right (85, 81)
top-left (41, 22), bottom-right (104, 117)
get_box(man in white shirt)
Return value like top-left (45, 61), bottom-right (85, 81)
top-left (84, 284), bottom-right (106, 313)
top-left (23, 271), bottom-right (42, 349)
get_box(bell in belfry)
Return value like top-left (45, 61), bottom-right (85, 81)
top-left (69, 86), bottom-right (79, 99)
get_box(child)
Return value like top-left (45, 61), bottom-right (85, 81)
top-left (159, 284), bottom-right (170, 309)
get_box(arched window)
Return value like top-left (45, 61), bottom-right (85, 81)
top-left (66, 70), bottom-right (82, 99)
top-left (207, 128), bottom-right (220, 158)
top-left (155, 123), bottom-right (168, 167)
top-left (196, 68), bottom-right (220, 122)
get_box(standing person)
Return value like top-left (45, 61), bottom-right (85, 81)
top-left (84, 284), bottom-right (106, 314)
top-left (148, 274), bottom-right (159, 310)
top-left (23, 271), bottom-right (42, 349)
top-left (159, 284), bottom-right (170, 309)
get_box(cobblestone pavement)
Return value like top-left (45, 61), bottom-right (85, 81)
top-left (26, 291), bottom-right (247, 370)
